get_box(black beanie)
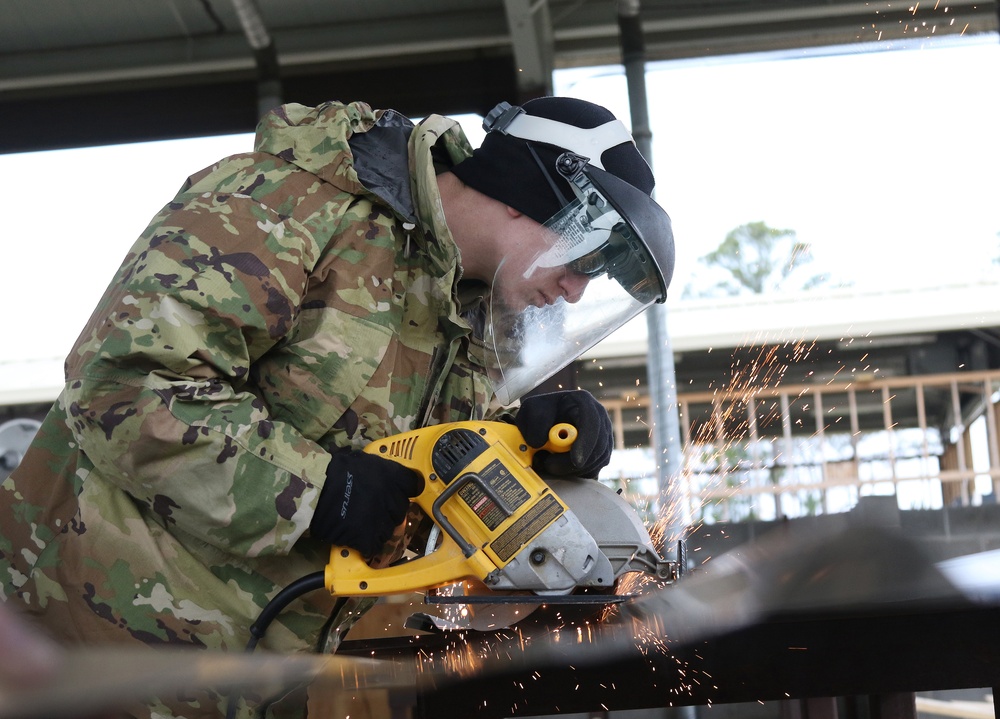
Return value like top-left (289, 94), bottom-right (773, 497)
top-left (451, 97), bottom-right (655, 224)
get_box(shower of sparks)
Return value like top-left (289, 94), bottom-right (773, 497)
top-left (376, 331), bottom-right (892, 710)
top-left (675, 337), bottom-right (824, 518)
top-left (863, 1), bottom-right (963, 42)
top-left (407, 585), bottom-right (715, 710)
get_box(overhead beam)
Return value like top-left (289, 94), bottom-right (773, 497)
top-left (0, 9), bottom-right (513, 97)
top-left (230, 0), bottom-right (282, 118)
top-left (0, 54), bottom-right (519, 153)
top-left (503, 0), bottom-right (555, 98)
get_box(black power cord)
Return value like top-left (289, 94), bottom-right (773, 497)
top-left (246, 571), bottom-right (326, 651)
top-left (225, 571), bottom-right (327, 719)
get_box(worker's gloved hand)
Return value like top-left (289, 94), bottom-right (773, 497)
top-left (310, 450), bottom-right (423, 557)
top-left (513, 390), bottom-right (613, 478)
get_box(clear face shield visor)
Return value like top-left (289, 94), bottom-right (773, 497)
top-left (485, 164), bottom-right (669, 405)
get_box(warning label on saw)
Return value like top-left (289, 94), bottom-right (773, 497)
top-left (458, 459), bottom-right (530, 530)
top-left (491, 494), bottom-right (563, 563)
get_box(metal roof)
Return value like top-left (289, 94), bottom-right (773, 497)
top-left (2, 0), bottom-right (996, 153)
top-left (586, 281), bottom-right (1000, 358)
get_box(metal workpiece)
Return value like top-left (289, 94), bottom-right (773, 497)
top-left (340, 523), bottom-right (1000, 718)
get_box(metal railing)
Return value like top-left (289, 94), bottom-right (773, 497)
top-left (602, 369), bottom-right (1000, 524)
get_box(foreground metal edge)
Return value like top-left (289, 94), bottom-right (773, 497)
top-left (5, 524), bottom-right (996, 719)
top-left (0, 646), bottom-right (418, 719)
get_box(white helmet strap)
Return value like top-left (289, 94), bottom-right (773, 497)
top-left (489, 105), bottom-right (634, 171)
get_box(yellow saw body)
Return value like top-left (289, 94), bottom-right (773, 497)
top-left (325, 421), bottom-right (679, 599)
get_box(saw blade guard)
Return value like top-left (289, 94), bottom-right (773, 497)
top-left (413, 476), bottom-right (680, 633)
top-left (543, 477), bottom-right (680, 584)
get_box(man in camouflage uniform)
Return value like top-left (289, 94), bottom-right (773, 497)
top-left (0, 96), bottom-right (674, 717)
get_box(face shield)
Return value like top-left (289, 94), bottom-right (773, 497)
top-left (484, 149), bottom-right (675, 406)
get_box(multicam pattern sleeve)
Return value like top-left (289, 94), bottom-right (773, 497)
top-left (61, 150), bottom-right (360, 558)
top-left (0, 103), bottom-right (491, 684)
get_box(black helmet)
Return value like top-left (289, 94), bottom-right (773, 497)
top-left (453, 98), bottom-right (676, 404)
top-left (453, 98), bottom-right (674, 303)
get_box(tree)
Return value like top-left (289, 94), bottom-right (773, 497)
top-left (683, 221), bottom-right (832, 299)
top-left (683, 221), bottom-right (834, 518)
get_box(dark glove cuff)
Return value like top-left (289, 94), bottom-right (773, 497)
top-left (310, 452), bottom-right (352, 541)
top-left (309, 450), bottom-right (423, 556)
top-left (514, 390), bottom-right (613, 477)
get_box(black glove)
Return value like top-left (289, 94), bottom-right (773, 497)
top-left (513, 390), bottom-right (613, 478)
top-left (310, 450), bottom-right (423, 557)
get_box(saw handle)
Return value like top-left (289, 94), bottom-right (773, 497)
top-left (419, 423), bottom-right (576, 557)
top-left (541, 423), bottom-right (577, 453)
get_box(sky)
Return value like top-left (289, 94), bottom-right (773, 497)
top-left (554, 36), bottom-right (1000, 297)
top-left (1, 34), bottom-right (998, 380)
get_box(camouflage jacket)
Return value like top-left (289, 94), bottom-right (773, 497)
top-left (0, 101), bottom-right (495, 712)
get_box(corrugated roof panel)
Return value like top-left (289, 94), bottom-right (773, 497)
top-left (1, 1), bottom-right (44, 53)
top-left (0, 1), bottom-right (213, 52)
top-left (1, 0), bottom-right (995, 152)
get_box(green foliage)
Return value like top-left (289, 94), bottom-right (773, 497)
top-left (684, 220), bottom-right (833, 298)
top-left (801, 491), bottom-right (823, 516)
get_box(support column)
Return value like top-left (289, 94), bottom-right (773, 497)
top-left (780, 697), bottom-right (838, 719)
top-left (617, 0), bottom-right (686, 541)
